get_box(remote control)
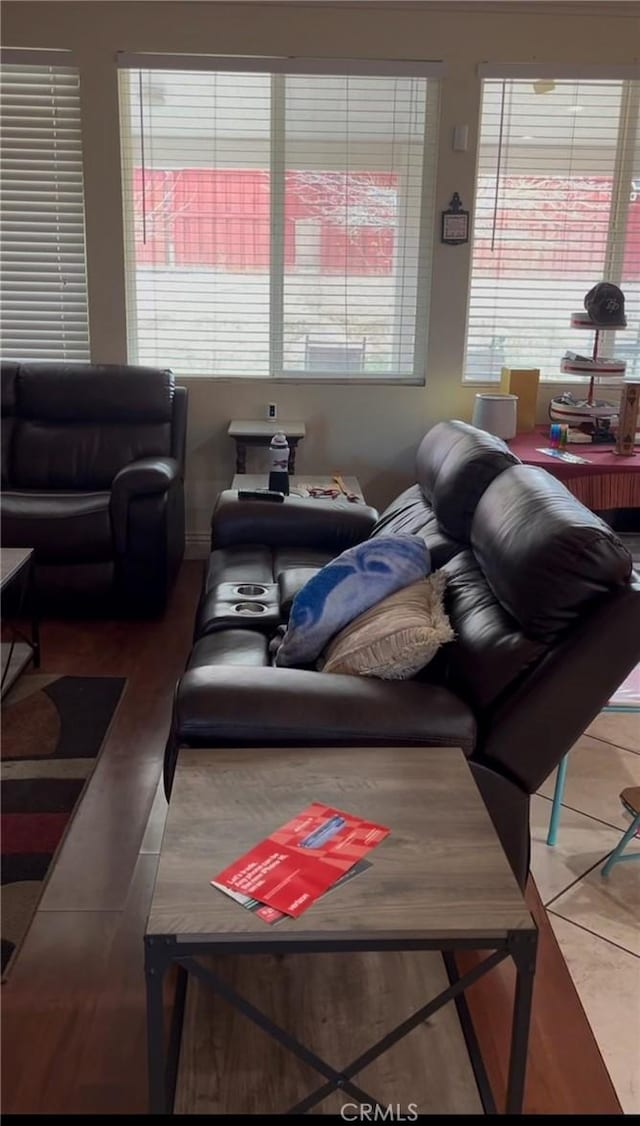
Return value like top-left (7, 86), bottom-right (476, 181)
top-left (237, 489), bottom-right (285, 503)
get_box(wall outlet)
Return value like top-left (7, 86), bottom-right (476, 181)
top-left (453, 124), bottom-right (469, 151)
top-left (267, 402), bottom-right (277, 420)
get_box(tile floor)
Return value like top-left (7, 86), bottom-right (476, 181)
top-left (530, 710), bottom-right (640, 1114)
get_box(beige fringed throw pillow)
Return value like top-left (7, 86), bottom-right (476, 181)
top-left (321, 571), bottom-right (454, 679)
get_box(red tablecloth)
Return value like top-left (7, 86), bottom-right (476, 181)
top-left (508, 429), bottom-right (640, 509)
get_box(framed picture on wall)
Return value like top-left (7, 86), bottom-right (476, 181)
top-left (441, 193), bottom-right (469, 245)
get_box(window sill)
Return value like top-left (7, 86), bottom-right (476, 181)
top-left (173, 373), bottom-right (427, 387)
top-left (462, 376), bottom-right (629, 390)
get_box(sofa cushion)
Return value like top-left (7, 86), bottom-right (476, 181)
top-left (203, 546), bottom-right (335, 597)
top-left (472, 466), bottom-right (633, 643)
top-left (16, 363), bottom-right (174, 423)
top-left (204, 547), bottom-right (274, 593)
top-left (1, 490), bottom-right (112, 564)
top-left (417, 420), bottom-right (520, 543)
top-left (12, 420), bottom-right (172, 491)
top-left (273, 547), bottom-right (336, 578)
top-left (8, 365), bottom-right (175, 491)
top-left (174, 665), bottom-right (477, 755)
top-left (188, 631), bottom-right (269, 670)
top-left (322, 573), bottom-right (454, 680)
top-left (371, 485), bottom-right (462, 566)
top-left (443, 550), bottom-right (547, 709)
top-left (278, 567), bottom-right (323, 619)
top-left (276, 534), bottom-right (431, 668)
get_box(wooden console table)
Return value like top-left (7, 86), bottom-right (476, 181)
top-left (508, 429), bottom-right (640, 511)
top-left (228, 420), bottom-right (306, 474)
top-left (231, 474), bottom-right (364, 503)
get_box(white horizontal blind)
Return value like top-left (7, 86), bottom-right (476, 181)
top-left (119, 62), bottom-right (439, 379)
top-left (0, 60), bottom-right (90, 361)
top-left (465, 79), bottom-right (640, 382)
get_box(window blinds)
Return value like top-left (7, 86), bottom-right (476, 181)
top-left (465, 79), bottom-right (640, 382)
top-left (118, 59), bottom-right (440, 379)
top-left (0, 58), bottom-right (90, 361)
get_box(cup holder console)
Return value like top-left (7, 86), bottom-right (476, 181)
top-left (234, 601), bottom-right (267, 615)
top-left (196, 580), bottom-right (280, 637)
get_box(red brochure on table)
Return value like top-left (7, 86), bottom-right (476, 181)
top-left (212, 858), bottom-right (373, 926)
top-left (211, 802), bottom-right (389, 918)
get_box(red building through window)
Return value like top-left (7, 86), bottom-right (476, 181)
top-left (133, 168), bottom-right (398, 274)
top-left (132, 168), bottom-right (640, 280)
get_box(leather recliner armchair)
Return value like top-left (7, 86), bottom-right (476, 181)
top-left (1, 362), bottom-right (187, 614)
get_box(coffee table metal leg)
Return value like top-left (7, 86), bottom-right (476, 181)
top-left (442, 951), bottom-right (497, 1115)
top-left (29, 558), bottom-right (40, 668)
top-left (505, 931), bottom-right (538, 1114)
top-left (145, 939), bottom-right (170, 1114)
top-left (166, 965), bottom-right (188, 1110)
top-left (148, 938), bottom-right (536, 1115)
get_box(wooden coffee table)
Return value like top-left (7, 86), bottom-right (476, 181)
top-left (145, 746), bottom-right (537, 1115)
top-left (1, 547), bottom-right (40, 698)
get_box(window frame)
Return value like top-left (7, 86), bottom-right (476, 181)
top-left (117, 53), bottom-right (443, 384)
top-left (463, 64), bottom-right (640, 387)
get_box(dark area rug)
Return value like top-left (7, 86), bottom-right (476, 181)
top-left (1, 675), bottom-right (125, 977)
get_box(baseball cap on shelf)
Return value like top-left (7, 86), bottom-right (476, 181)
top-left (584, 282), bottom-right (627, 328)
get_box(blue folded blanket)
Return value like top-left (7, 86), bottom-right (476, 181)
top-left (276, 534), bottom-right (431, 668)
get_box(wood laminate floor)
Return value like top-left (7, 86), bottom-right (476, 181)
top-left (0, 562), bottom-right (621, 1114)
top-left (174, 951), bottom-right (484, 1116)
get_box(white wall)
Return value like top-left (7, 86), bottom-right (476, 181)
top-left (4, 1), bottom-right (640, 542)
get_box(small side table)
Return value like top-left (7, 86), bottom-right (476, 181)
top-left (231, 474), bottom-right (365, 504)
top-left (145, 745), bottom-right (536, 1115)
top-left (228, 420), bottom-right (306, 474)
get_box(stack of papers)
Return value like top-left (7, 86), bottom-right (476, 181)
top-left (212, 802), bottom-right (389, 925)
top-left (536, 447), bottom-right (591, 464)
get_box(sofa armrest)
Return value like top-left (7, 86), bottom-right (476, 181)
top-left (173, 665), bottom-right (476, 751)
top-left (111, 457), bottom-right (181, 552)
top-left (112, 456), bottom-right (181, 498)
top-left (212, 490), bottom-right (379, 553)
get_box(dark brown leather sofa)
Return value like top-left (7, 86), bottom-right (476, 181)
top-left (1, 362), bottom-right (187, 613)
top-left (165, 420), bottom-right (640, 886)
